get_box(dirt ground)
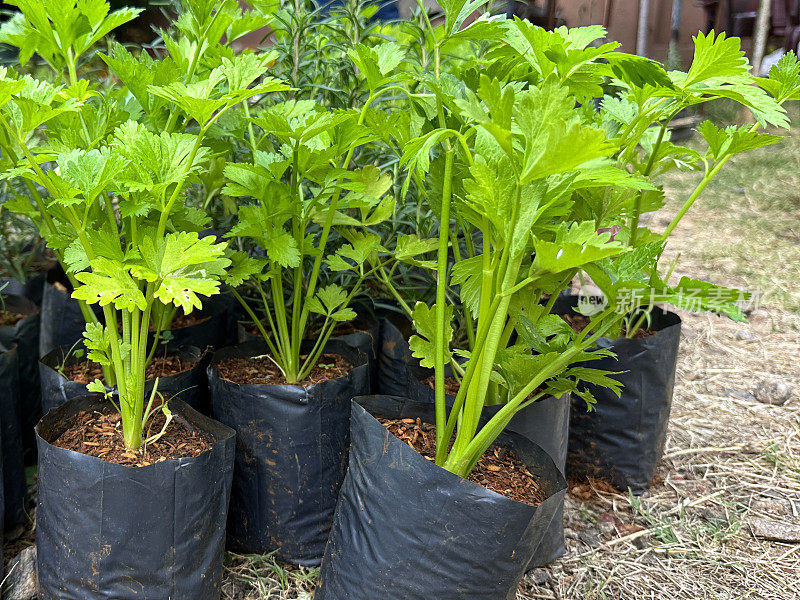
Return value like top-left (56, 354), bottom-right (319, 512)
top-left (220, 124), bottom-right (800, 599)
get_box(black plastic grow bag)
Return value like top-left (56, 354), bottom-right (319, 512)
top-left (208, 339), bottom-right (369, 565)
top-left (0, 272), bottom-right (46, 306)
top-left (331, 311), bottom-right (379, 393)
top-left (375, 301), bottom-right (572, 564)
top-left (315, 396), bottom-right (567, 600)
top-left (553, 296), bottom-right (682, 493)
top-left (39, 265), bottom-right (100, 358)
top-left (159, 294), bottom-right (240, 351)
top-left (0, 294), bottom-right (41, 463)
top-left (35, 395), bottom-right (235, 600)
top-left (375, 307), bottom-right (415, 397)
top-left (39, 345), bottom-right (210, 415)
top-left (502, 394), bottom-right (571, 566)
top-left (0, 344), bottom-right (25, 529)
top-left (375, 374), bottom-right (570, 567)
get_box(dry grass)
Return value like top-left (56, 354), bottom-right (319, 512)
top-left (221, 124), bottom-right (800, 600)
top-left (222, 553), bottom-right (318, 600)
top-left (518, 308), bottom-right (800, 600)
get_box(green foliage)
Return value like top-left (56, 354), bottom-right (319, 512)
top-left (223, 96), bottom-right (395, 383)
top-left (0, 0), bottom-right (281, 451)
top-left (0, 0), bottom-right (794, 478)
top-left (409, 301), bottom-right (453, 369)
top-left (684, 30), bottom-right (748, 86)
top-left (0, 0), bottom-right (142, 78)
top-left (349, 2), bottom-right (799, 479)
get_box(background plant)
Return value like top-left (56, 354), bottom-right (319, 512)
top-left (223, 98), bottom-right (406, 383)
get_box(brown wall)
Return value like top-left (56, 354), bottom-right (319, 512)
top-left (557, 0), bottom-right (708, 64)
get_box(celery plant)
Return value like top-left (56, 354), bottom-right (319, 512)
top-left (221, 19), bottom-right (430, 384)
top-left (223, 100), bottom-right (404, 383)
top-left (0, 0), bottom-right (289, 450)
top-left (380, 9), bottom-right (799, 478)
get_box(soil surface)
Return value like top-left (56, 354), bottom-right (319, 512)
top-left (52, 407), bottom-right (212, 467)
top-left (331, 320), bottom-right (373, 337)
top-left (0, 311), bottom-right (26, 327)
top-left (561, 313), bottom-right (657, 339)
top-left (168, 312), bottom-right (211, 329)
top-left (382, 417), bottom-right (546, 506)
top-left (216, 353), bottom-right (351, 386)
top-left (422, 374), bottom-right (461, 396)
top-left (63, 354), bottom-right (197, 384)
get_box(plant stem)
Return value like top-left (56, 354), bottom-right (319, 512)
top-left (289, 143), bottom-right (304, 375)
top-left (432, 148), bottom-right (454, 457)
top-left (449, 309), bottom-right (624, 476)
top-left (662, 158), bottom-right (728, 239)
top-left (629, 107), bottom-right (683, 246)
top-left (295, 93), bottom-right (375, 347)
top-left (228, 287), bottom-right (283, 361)
top-left (66, 48), bottom-right (78, 86)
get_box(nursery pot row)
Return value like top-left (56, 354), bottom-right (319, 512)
top-left (30, 319), bottom-right (570, 599)
top-left (28, 299), bottom-right (680, 598)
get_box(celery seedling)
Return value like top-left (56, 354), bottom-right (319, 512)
top-left (0, 0), bottom-right (289, 450)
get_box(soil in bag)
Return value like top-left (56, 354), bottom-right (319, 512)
top-left (208, 338), bottom-right (369, 566)
top-left (315, 396), bottom-right (567, 600)
top-left (35, 395), bottom-right (235, 600)
top-left (553, 295), bottom-right (682, 494)
top-left (382, 418), bottom-right (546, 504)
top-left (240, 304), bottom-right (379, 393)
top-left (40, 345), bottom-right (210, 415)
top-left (52, 403), bottom-right (212, 466)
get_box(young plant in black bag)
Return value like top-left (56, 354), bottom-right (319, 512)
top-left (316, 6), bottom-right (795, 598)
top-left (0, 0), bottom-right (286, 596)
top-left (557, 38), bottom-right (800, 493)
top-left (213, 79), bottom-right (412, 563)
top-left (223, 100), bottom-right (397, 383)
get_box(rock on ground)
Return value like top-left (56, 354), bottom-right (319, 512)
top-left (753, 378), bottom-right (793, 406)
top-left (735, 329), bottom-right (758, 342)
top-left (750, 518), bottom-right (800, 543)
top-left (3, 545), bottom-right (37, 600)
